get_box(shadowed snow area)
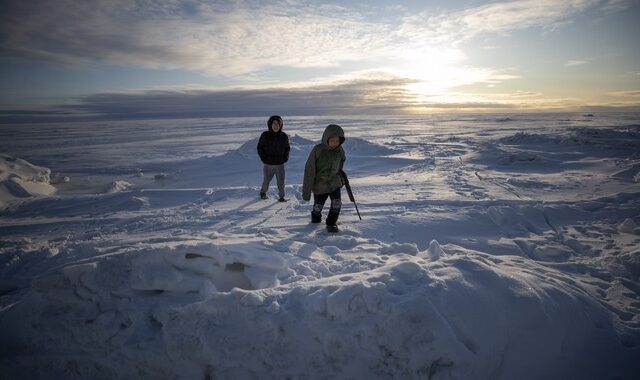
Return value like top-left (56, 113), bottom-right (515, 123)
top-left (1, 114), bottom-right (639, 379)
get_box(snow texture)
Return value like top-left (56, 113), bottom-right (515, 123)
top-left (1, 113), bottom-right (639, 379)
top-left (0, 154), bottom-right (55, 208)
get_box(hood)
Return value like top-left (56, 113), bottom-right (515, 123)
top-left (267, 115), bottom-right (283, 132)
top-left (321, 124), bottom-right (345, 146)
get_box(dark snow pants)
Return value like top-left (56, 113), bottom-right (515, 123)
top-left (312, 187), bottom-right (341, 226)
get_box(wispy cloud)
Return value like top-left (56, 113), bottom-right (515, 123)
top-left (512, 91), bottom-right (545, 97)
top-left (396, 0), bottom-right (606, 45)
top-left (1, 0), bottom-right (617, 77)
top-left (601, 0), bottom-right (629, 13)
top-left (607, 90), bottom-right (640, 97)
top-left (0, 0), bottom-right (393, 76)
top-left (1, 0), bottom-right (630, 117)
top-left (0, 73), bottom-right (582, 122)
top-left (9, 72), bottom-right (632, 123)
top-left (57, 74), bottom-right (419, 120)
top-left (565, 59), bottom-right (589, 66)
top-left (408, 89), bottom-right (585, 111)
top-left (4, 79), bottom-right (638, 123)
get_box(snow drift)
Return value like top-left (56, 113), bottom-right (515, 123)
top-left (1, 114), bottom-right (639, 379)
top-left (0, 154), bottom-right (55, 208)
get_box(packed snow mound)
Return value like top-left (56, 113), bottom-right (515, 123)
top-left (611, 163), bottom-right (640, 182)
top-left (235, 134), bottom-right (315, 158)
top-left (0, 154), bottom-right (55, 206)
top-left (106, 180), bottom-right (133, 193)
top-left (618, 218), bottom-right (638, 234)
top-left (344, 137), bottom-right (397, 156)
top-left (289, 134), bottom-right (316, 150)
top-left (500, 127), bottom-right (640, 150)
top-left (469, 126), bottom-right (640, 172)
top-left (467, 145), bottom-right (554, 168)
top-left (130, 243), bottom-right (286, 294)
top-left (235, 134), bottom-right (396, 157)
top-left (499, 132), bottom-right (563, 145)
top-left (1, 243), bottom-right (636, 379)
top-left (570, 127), bottom-right (640, 148)
top-left (141, 135), bottom-right (413, 188)
top-left (426, 239), bottom-right (445, 259)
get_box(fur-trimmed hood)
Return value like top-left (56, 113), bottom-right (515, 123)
top-left (267, 115), bottom-right (283, 132)
top-left (321, 124), bottom-right (345, 146)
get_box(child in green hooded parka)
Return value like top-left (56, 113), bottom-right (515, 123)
top-left (302, 124), bottom-right (346, 233)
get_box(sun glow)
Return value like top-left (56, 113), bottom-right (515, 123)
top-left (391, 47), bottom-right (510, 103)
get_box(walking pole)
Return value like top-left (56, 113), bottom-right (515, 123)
top-left (339, 170), bottom-right (362, 220)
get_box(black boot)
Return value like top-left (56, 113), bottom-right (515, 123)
top-left (326, 224), bottom-right (339, 233)
top-left (260, 192), bottom-right (268, 199)
top-left (311, 211), bottom-right (321, 223)
top-left (326, 210), bottom-right (339, 225)
top-left (326, 210), bottom-right (339, 232)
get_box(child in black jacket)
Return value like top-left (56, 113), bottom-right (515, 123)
top-left (257, 115), bottom-right (290, 201)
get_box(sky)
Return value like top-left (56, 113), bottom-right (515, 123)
top-left (1, 0), bottom-right (639, 122)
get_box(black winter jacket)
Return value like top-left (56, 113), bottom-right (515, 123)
top-left (257, 128), bottom-right (290, 165)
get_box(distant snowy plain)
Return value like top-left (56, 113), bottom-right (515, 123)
top-left (1, 113), bottom-right (639, 379)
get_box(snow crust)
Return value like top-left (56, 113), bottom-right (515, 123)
top-left (0, 154), bottom-right (55, 208)
top-left (1, 114), bottom-right (639, 379)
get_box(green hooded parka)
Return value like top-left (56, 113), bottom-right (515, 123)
top-left (302, 124), bottom-right (346, 201)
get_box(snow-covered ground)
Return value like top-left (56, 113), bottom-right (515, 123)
top-left (1, 113), bottom-right (639, 379)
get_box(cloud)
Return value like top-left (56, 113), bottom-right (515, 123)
top-left (1, 0), bottom-right (618, 77)
top-left (412, 90), bottom-right (584, 111)
top-left (601, 0), bottom-right (629, 13)
top-left (5, 81), bottom-right (638, 123)
top-left (8, 73), bottom-right (629, 124)
top-left (565, 59), bottom-right (589, 66)
top-left (0, 73), bottom-right (579, 122)
top-left (607, 90), bottom-right (640, 97)
top-left (0, 0), bottom-right (393, 76)
top-left (54, 74), bottom-right (418, 120)
top-left (396, 0), bottom-right (607, 45)
top-left (0, 108), bottom-right (78, 123)
top-left (65, 71), bottom-right (581, 120)
top-left (512, 91), bottom-right (544, 97)
top-left (1, 0), bottom-right (629, 119)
